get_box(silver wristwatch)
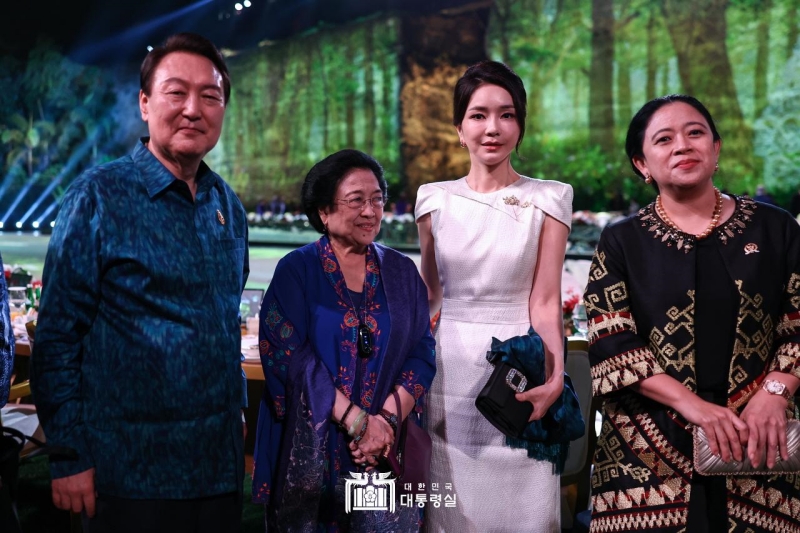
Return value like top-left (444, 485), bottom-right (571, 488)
top-left (762, 379), bottom-right (792, 401)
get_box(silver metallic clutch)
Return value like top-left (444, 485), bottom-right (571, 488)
top-left (693, 420), bottom-right (800, 475)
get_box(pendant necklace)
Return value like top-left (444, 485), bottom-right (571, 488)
top-left (344, 271), bottom-right (372, 358)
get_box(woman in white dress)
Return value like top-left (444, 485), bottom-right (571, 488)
top-left (415, 61), bottom-right (573, 532)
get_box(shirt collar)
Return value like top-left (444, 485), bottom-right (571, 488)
top-left (133, 138), bottom-right (220, 198)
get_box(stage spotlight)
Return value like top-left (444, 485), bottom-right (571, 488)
top-left (243, 0), bottom-right (251, 6)
top-left (234, 2), bottom-right (243, 10)
top-left (0, 222), bottom-right (4, 229)
top-left (15, 222), bottom-right (22, 229)
top-left (34, 201), bottom-right (59, 230)
top-left (50, 221), bottom-right (55, 228)
top-left (16, 127), bottom-right (101, 230)
top-left (147, 45), bottom-right (154, 52)
top-left (32, 221), bottom-right (40, 229)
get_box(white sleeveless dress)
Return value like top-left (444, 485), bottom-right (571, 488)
top-left (415, 177), bottom-right (573, 533)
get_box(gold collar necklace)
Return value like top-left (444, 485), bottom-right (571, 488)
top-left (655, 187), bottom-right (722, 240)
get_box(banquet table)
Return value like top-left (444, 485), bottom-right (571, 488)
top-left (15, 337), bottom-right (30, 357)
top-left (12, 335), bottom-right (31, 386)
top-left (241, 334), bottom-right (263, 381)
top-left (240, 334), bottom-right (264, 455)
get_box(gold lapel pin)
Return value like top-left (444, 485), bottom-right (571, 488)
top-left (217, 209), bottom-right (225, 225)
top-left (744, 243), bottom-right (759, 255)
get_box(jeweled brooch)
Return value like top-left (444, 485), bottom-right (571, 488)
top-left (503, 195), bottom-right (531, 208)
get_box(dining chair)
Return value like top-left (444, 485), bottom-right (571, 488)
top-left (560, 337), bottom-right (597, 531)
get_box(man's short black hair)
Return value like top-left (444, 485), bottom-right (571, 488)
top-left (140, 32), bottom-right (230, 104)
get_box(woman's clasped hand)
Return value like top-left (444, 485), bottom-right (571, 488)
top-left (739, 386), bottom-right (792, 468)
top-left (683, 385), bottom-right (790, 468)
top-left (346, 412), bottom-right (395, 468)
top-left (682, 394), bottom-right (748, 463)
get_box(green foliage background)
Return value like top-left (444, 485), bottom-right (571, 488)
top-left (0, 41), bottom-right (138, 220)
top-left (1, 1), bottom-right (799, 220)
top-left (483, 0), bottom-right (800, 210)
top-left (207, 17), bottom-right (402, 210)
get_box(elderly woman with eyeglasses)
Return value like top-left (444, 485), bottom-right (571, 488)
top-left (252, 149), bottom-right (436, 531)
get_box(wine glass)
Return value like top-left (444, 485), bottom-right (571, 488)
top-left (572, 301), bottom-right (589, 338)
top-left (8, 286), bottom-right (27, 322)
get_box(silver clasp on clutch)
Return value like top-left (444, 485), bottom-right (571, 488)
top-left (505, 368), bottom-right (527, 393)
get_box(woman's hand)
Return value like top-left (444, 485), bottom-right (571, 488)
top-left (515, 374), bottom-right (563, 422)
top-left (349, 440), bottom-right (376, 467)
top-left (740, 390), bottom-right (790, 469)
top-left (632, 374), bottom-right (747, 463)
top-left (679, 394), bottom-right (748, 464)
top-left (348, 415), bottom-right (394, 466)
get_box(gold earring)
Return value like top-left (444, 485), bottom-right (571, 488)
top-left (459, 140), bottom-right (466, 148)
top-left (715, 162), bottom-right (719, 172)
top-left (644, 174), bottom-right (653, 184)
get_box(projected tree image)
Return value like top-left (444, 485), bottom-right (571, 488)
top-left (208, 0), bottom-right (800, 211)
top-left (210, 17), bottom-right (403, 207)
top-left (2, 0), bottom-right (800, 221)
top-left (0, 44), bottom-right (132, 228)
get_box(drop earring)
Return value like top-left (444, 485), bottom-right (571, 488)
top-left (644, 174), bottom-right (653, 184)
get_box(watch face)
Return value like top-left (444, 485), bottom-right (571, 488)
top-left (765, 380), bottom-right (786, 394)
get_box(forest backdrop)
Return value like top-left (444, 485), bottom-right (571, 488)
top-left (1, 0), bottom-right (799, 228)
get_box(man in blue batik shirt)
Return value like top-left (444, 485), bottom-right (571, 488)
top-left (0, 250), bottom-right (16, 531)
top-left (0, 251), bottom-right (14, 408)
top-left (31, 33), bottom-right (249, 533)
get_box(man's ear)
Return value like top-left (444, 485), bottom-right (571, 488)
top-left (139, 90), bottom-right (149, 122)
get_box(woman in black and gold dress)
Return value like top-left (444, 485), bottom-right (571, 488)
top-left (584, 94), bottom-right (800, 532)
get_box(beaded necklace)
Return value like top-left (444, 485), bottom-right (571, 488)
top-left (655, 187), bottom-right (723, 241)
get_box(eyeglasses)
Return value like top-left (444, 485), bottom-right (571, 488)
top-left (357, 323), bottom-right (372, 358)
top-left (335, 196), bottom-right (386, 210)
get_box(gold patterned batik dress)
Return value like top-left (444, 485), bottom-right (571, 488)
top-left (583, 197), bottom-right (800, 533)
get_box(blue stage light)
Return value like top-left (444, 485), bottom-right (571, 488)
top-left (16, 128), bottom-right (101, 228)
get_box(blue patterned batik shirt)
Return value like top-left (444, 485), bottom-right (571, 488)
top-left (32, 139), bottom-right (249, 499)
top-left (0, 250), bottom-right (14, 407)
